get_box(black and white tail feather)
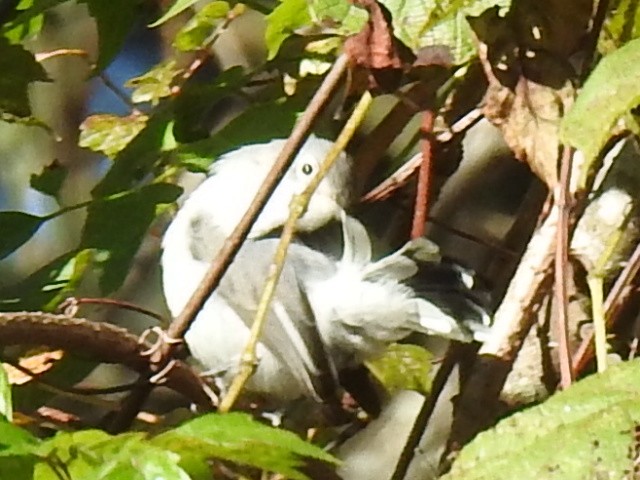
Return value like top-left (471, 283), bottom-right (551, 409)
top-left (336, 211), bottom-right (490, 343)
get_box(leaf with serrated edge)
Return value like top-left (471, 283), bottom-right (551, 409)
top-left (443, 359), bottom-right (640, 480)
top-left (79, 114), bottom-right (148, 159)
top-left (153, 412), bottom-right (338, 480)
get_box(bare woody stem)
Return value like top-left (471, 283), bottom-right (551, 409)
top-left (218, 90), bottom-right (373, 412)
top-left (109, 54), bottom-right (350, 432)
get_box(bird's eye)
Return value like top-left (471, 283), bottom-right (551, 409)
top-left (301, 163), bottom-right (314, 175)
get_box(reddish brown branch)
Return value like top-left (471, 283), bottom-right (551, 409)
top-left (410, 110), bottom-right (435, 238)
top-left (0, 312), bottom-right (212, 408)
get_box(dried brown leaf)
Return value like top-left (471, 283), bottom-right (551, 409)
top-left (468, 4), bottom-right (591, 187)
top-left (344, 0), bottom-right (414, 92)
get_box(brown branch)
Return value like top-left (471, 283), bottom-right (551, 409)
top-left (0, 312), bottom-right (213, 408)
top-left (109, 54), bottom-right (351, 432)
top-left (446, 204), bottom-right (558, 451)
top-left (554, 146), bottom-right (574, 388)
top-left (410, 110), bottom-right (435, 238)
top-left (361, 108), bottom-right (482, 202)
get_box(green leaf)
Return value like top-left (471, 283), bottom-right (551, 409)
top-left (0, 418), bottom-right (38, 479)
top-left (80, 0), bottom-right (139, 71)
top-left (79, 114), bottom-right (148, 159)
top-left (381, 0), bottom-right (509, 63)
top-left (97, 441), bottom-right (190, 480)
top-left (150, 0), bottom-right (200, 27)
top-left (153, 412), bottom-right (338, 480)
top-left (0, 417), bottom-right (39, 455)
top-left (174, 1), bottom-right (231, 52)
top-left (366, 344), bottom-right (433, 395)
top-left (35, 431), bottom-right (190, 480)
top-left (0, 36), bottom-right (48, 117)
top-left (266, 0), bottom-right (508, 63)
top-left (0, 251), bottom-right (87, 311)
top-left (265, 0), bottom-right (312, 60)
top-left (173, 65), bottom-right (247, 142)
top-left (126, 60), bottom-right (181, 105)
top-left (29, 161), bottom-right (67, 197)
top-left (0, 455), bottom-right (36, 479)
top-left (81, 183), bottom-right (182, 293)
top-left (0, 366), bottom-right (12, 422)
top-left (0, 211), bottom-right (45, 260)
top-left (92, 111), bottom-right (174, 197)
top-left (1, 0), bottom-right (59, 42)
top-left (443, 359), bottom-right (640, 480)
top-left (175, 95), bottom-right (306, 170)
top-left (560, 37), bottom-right (640, 186)
top-left (606, 0), bottom-right (640, 47)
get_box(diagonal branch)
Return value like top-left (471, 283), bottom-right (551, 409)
top-left (109, 54), bottom-right (350, 432)
top-left (218, 90), bottom-right (373, 412)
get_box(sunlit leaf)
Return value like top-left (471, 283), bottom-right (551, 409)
top-left (0, 365), bottom-right (12, 422)
top-left (35, 431), bottom-right (189, 480)
top-left (443, 359), bottom-right (640, 480)
top-left (79, 114), bottom-right (148, 159)
top-left (366, 344), bottom-right (432, 395)
top-left (0, 416), bottom-right (39, 456)
top-left (126, 60), bottom-right (181, 105)
top-left (1, 0), bottom-right (56, 42)
top-left (173, 1), bottom-right (231, 52)
top-left (92, 111), bottom-right (174, 197)
top-left (154, 412), bottom-right (338, 480)
top-left (150, 0), bottom-right (200, 27)
top-left (265, 0), bottom-right (311, 60)
top-left (560, 37), bottom-right (640, 186)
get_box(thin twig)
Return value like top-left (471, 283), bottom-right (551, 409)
top-left (172, 4), bottom-right (246, 93)
top-left (361, 108), bottom-right (482, 202)
top-left (390, 343), bottom-right (473, 480)
top-left (109, 54), bottom-right (350, 432)
top-left (98, 71), bottom-right (141, 112)
top-left (59, 297), bottom-right (165, 324)
top-left (4, 360), bottom-right (139, 397)
top-left (580, 0), bottom-right (611, 82)
top-left (555, 146), bottom-right (574, 388)
top-left (410, 110), bottom-right (435, 239)
top-left (218, 90), bottom-right (373, 412)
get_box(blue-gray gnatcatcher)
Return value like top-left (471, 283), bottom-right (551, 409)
top-left (161, 136), bottom-right (488, 411)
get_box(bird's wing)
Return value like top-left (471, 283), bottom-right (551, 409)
top-left (216, 239), bottom-right (341, 404)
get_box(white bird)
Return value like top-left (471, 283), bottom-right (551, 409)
top-left (161, 136), bottom-right (488, 412)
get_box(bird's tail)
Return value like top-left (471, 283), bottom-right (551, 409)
top-left (339, 211), bottom-right (491, 342)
